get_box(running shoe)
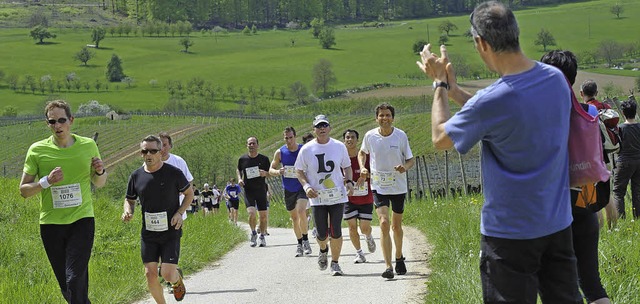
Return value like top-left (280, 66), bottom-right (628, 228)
top-left (295, 244), bottom-right (304, 257)
top-left (302, 240), bottom-right (312, 255)
top-left (354, 251), bottom-right (366, 264)
top-left (318, 251), bottom-right (328, 271)
top-left (366, 236), bottom-right (376, 253)
top-left (330, 261), bottom-right (344, 276)
top-left (171, 276), bottom-right (186, 301)
top-left (395, 256), bottom-right (407, 275)
top-left (250, 233), bottom-right (257, 247)
top-left (259, 234), bottom-right (266, 247)
top-left (382, 267), bottom-right (394, 279)
top-left (311, 227), bottom-right (317, 239)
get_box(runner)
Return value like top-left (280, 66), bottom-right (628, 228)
top-left (237, 137), bottom-right (271, 247)
top-left (211, 185), bottom-right (221, 214)
top-left (224, 178), bottom-right (241, 226)
top-left (270, 126), bottom-right (312, 257)
top-left (343, 129), bottom-right (376, 263)
top-left (19, 100), bottom-right (107, 303)
top-left (122, 135), bottom-right (193, 303)
top-left (201, 183), bottom-right (215, 215)
top-left (295, 115), bottom-right (354, 276)
top-left (359, 103), bottom-right (414, 279)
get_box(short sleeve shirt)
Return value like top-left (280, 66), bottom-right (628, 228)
top-left (360, 127), bottom-right (413, 195)
top-left (444, 62), bottom-right (572, 239)
top-left (295, 138), bottom-right (351, 206)
top-left (126, 163), bottom-right (190, 241)
top-left (23, 134), bottom-right (101, 225)
top-left (238, 154), bottom-right (270, 193)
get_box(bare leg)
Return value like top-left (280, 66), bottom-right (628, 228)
top-left (247, 206), bottom-right (257, 231)
top-left (258, 210), bottom-right (269, 234)
top-left (144, 262), bottom-right (166, 304)
top-left (330, 236), bottom-right (343, 262)
top-left (377, 206), bottom-right (392, 269)
top-left (392, 212), bottom-right (404, 259)
top-left (347, 218), bottom-right (361, 250)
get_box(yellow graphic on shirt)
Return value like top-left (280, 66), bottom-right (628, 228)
top-left (319, 174), bottom-right (334, 188)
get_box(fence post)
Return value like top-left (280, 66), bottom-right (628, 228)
top-left (458, 152), bottom-right (468, 196)
top-left (422, 155), bottom-right (433, 199)
top-left (444, 150), bottom-right (450, 198)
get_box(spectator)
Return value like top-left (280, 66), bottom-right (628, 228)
top-left (613, 99), bottom-right (640, 219)
top-left (417, 1), bottom-right (581, 302)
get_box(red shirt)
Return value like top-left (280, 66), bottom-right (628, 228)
top-left (348, 155), bottom-right (373, 205)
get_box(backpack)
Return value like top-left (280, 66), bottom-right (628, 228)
top-left (573, 180), bottom-right (610, 213)
top-left (597, 108), bottom-right (620, 153)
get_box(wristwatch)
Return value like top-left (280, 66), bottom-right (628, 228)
top-left (433, 81), bottom-right (449, 90)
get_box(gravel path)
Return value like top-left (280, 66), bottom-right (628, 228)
top-left (134, 225), bottom-right (431, 304)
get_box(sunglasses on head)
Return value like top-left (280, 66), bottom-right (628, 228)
top-left (47, 118), bottom-right (68, 125)
top-left (469, 11), bottom-right (481, 37)
top-left (315, 122), bottom-right (330, 128)
top-left (141, 149), bottom-right (160, 155)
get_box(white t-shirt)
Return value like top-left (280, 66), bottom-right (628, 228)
top-left (360, 127), bottom-right (413, 195)
top-left (165, 153), bottom-right (193, 219)
top-left (211, 189), bottom-right (221, 203)
top-left (295, 138), bottom-right (351, 206)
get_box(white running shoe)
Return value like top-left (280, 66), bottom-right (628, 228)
top-left (366, 236), bottom-right (376, 253)
top-left (302, 240), bottom-right (312, 255)
top-left (295, 244), bottom-right (304, 257)
top-left (354, 251), bottom-right (366, 264)
top-left (318, 251), bottom-right (328, 270)
top-left (330, 261), bottom-right (344, 276)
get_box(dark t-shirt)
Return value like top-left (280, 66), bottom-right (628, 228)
top-left (237, 153), bottom-right (270, 193)
top-left (126, 163), bottom-right (190, 241)
top-left (617, 123), bottom-right (640, 162)
top-left (201, 190), bottom-right (214, 203)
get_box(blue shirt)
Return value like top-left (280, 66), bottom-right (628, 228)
top-left (224, 184), bottom-right (241, 202)
top-left (280, 144), bottom-right (303, 192)
top-left (445, 62), bottom-right (572, 239)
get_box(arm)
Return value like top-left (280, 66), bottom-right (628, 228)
top-left (343, 166), bottom-right (354, 196)
top-left (269, 150), bottom-right (284, 176)
top-left (19, 167), bottom-right (64, 198)
top-left (358, 150), bottom-right (369, 178)
top-left (90, 157), bottom-right (107, 188)
top-left (297, 169), bottom-right (318, 199)
top-left (236, 168), bottom-right (244, 187)
top-left (122, 198), bottom-right (136, 222)
top-left (395, 157), bottom-right (415, 173)
top-left (171, 185), bottom-right (194, 230)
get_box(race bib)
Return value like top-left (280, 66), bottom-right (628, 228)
top-left (144, 211), bottom-right (169, 232)
top-left (51, 183), bottom-right (82, 209)
top-left (352, 181), bottom-right (369, 196)
top-left (229, 190), bottom-right (237, 198)
top-left (204, 197), bottom-right (211, 203)
top-left (283, 166), bottom-right (297, 178)
top-left (246, 166), bottom-right (260, 179)
top-left (318, 187), bottom-right (345, 204)
top-left (372, 171), bottom-right (396, 188)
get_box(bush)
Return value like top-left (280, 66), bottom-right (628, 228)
top-left (412, 39), bottom-right (428, 54)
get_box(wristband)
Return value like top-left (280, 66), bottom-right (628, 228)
top-left (39, 176), bottom-right (51, 189)
top-left (346, 180), bottom-right (355, 186)
top-left (96, 169), bottom-right (106, 176)
top-left (303, 183), bottom-right (312, 192)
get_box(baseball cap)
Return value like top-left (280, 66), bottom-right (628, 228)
top-left (204, 183), bottom-right (209, 188)
top-left (313, 114), bottom-right (330, 127)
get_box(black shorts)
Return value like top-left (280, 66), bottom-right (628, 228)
top-left (372, 191), bottom-right (406, 214)
top-left (229, 199), bottom-right (240, 210)
top-left (211, 203), bottom-right (220, 209)
top-left (343, 202), bottom-right (374, 221)
top-left (284, 189), bottom-right (308, 211)
top-left (480, 226), bottom-right (582, 304)
top-left (203, 201), bottom-right (214, 209)
top-left (244, 190), bottom-right (269, 211)
top-left (141, 236), bottom-right (181, 264)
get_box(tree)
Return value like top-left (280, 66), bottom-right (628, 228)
top-left (289, 81), bottom-right (308, 105)
top-left (438, 20), bottom-right (458, 36)
top-left (122, 76), bottom-right (135, 88)
top-left (212, 26), bottom-right (226, 43)
top-left (598, 40), bottom-right (624, 67)
top-left (91, 27), bottom-right (106, 48)
top-left (74, 47), bottom-right (95, 66)
top-left (438, 34), bottom-right (449, 46)
top-left (318, 27), bottom-right (336, 49)
top-left (611, 3), bottom-right (623, 19)
top-left (310, 18), bottom-right (325, 38)
top-left (251, 24), bottom-right (257, 34)
top-left (106, 54), bottom-right (125, 82)
top-left (30, 26), bottom-right (56, 44)
top-left (636, 75), bottom-right (640, 92)
top-left (534, 28), bottom-right (556, 52)
top-left (179, 37), bottom-right (194, 53)
top-left (312, 59), bottom-right (337, 96)
top-left (242, 25), bottom-right (251, 35)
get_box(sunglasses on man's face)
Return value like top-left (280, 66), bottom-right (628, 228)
top-left (141, 149), bottom-right (160, 155)
top-left (47, 118), bottom-right (68, 125)
top-left (315, 122), bottom-right (330, 129)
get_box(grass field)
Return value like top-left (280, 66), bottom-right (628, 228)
top-left (1, 0), bottom-right (639, 115)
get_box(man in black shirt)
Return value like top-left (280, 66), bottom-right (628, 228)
top-left (123, 135), bottom-right (194, 302)
top-left (237, 136), bottom-right (271, 247)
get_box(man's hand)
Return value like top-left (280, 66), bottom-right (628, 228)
top-left (416, 44), bottom-right (450, 82)
top-left (91, 157), bottom-right (105, 175)
top-left (171, 212), bottom-right (184, 230)
top-left (394, 164), bottom-right (407, 174)
top-left (121, 211), bottom-right (133, 222)
top-left (47, 167), bottom-right (64, 185)
top-left (238, 179), bottom-right (245, 187)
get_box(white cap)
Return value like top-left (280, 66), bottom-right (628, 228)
top-left (313, 114), bottom-right (329, 127)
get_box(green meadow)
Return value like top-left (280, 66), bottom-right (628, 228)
top-left (1, 0), bottom-right (639, 114)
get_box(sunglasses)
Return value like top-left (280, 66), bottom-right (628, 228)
top-left (315, 122), bottom-right (330, 128)
top-left (469, 11), bottom-right (481, 37)
top-left (141, 149), bottom-right (160, 155)
top-left (47, 117), bottom-right (68, 125)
